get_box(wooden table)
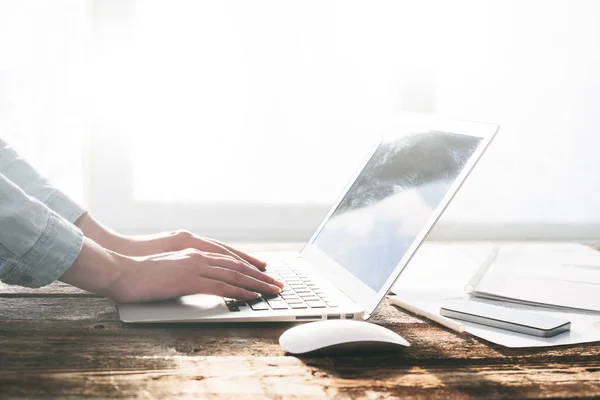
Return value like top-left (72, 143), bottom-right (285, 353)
top-left (2, 244), bottom-right (600, 399)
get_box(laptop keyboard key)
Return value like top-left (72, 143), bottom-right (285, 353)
top-left (262, 293), bottom-right (280, 300)
top-left (247, 299), bottom-right (269, 311)
top-left (247, 298), bottom-right (265, 304)
top-left (267, 301), bottom-right (289, 310)
top-left (305, 300), bottom-right (327, 308)
top-left (300, 296), bottom-right (319, 301)
top-left (249, 303), bottom-right (269, 311)
top-left (225, 300), bottom-right (239, 311)
top-left (234, 263), bottom-right (336, 312)
top-left (285, 299), bottom-right (305, 304)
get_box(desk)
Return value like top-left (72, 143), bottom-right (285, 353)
top-left (1, 244), bottom-right (600, 399)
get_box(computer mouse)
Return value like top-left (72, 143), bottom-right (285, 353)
top-left (279, 319), bottom-right (410, 356)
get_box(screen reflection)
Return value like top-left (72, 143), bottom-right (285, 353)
top-left (313, 131), bottom-right (482, 291)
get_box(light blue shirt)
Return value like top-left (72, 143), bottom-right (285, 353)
top-left (0, 138), bottom-right (85, 288)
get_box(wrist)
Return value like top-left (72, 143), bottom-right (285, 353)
top-left (60, 237), bottom-right (131, 299)
top-left (74, 212), bottom-right (149, 256)
top-left (111, 230), bottom-right (186, 257)
top-left (74, 213), bottom-right (123, 251)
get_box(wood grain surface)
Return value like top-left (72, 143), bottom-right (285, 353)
top-left (1, 244), bottom-right (600, 399)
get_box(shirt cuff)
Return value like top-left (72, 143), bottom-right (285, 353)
top-left (44, 190), bottom-right (87, 223)
top-left (2, 212), bottom-right (84, 288)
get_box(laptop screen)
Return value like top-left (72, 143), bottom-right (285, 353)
top-left (312, 131), bottom-right (483, 292)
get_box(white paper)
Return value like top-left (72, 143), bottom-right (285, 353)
top-left (391, 243), bottom-right (600, 348)
top-left (468, 243), bottom-right (600, 312)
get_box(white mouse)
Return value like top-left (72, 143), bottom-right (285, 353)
top-left (279, 319), bottom-right (410, 355)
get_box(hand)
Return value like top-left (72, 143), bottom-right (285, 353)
top-left (144, 230), bottom-right (268, 271)
top-left (75, 214), bottom-right (267, 270)
top-left (60, 238), bottom-right (284, 303)
top-left (111, 248), bottom-right (283, 303)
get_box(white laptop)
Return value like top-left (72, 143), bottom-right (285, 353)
top-left (119, 115), bottom-right (499, 323)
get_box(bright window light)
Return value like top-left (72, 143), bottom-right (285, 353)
top-left (3, 1), bottom-right (600, 240)
top-left (100, 1), bottom-right (434, 204)
top-left (0, 0), bottom-right (88, 205)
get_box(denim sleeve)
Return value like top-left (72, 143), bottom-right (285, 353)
top-left (0, 172), bottom-right (84, 288)
top-left (0, 138), bottom-right (86, 223)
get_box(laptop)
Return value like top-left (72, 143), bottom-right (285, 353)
top-left (119, 115), bottom-right (499, 323)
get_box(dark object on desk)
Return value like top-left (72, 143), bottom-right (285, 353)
top-left (279, 319), bottom-right (410, 355)
top-left (440, 299), bottom-right (571, 338)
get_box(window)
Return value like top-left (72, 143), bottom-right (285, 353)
top-left (0, 0), bottom-right (89, 205)
top-left (3, 1), bottom-right (600, 241)
top-left (90, 0), bottom-right (432, 239)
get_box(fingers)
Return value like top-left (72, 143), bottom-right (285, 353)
top-left (183, 235), bottom-right (267, 271)
top-left (199, 265), bottom-right (282, 297)
top-left (205, 239), bottom-right (268, 270)
top-left (172, 230), bottom-right (267, 270)
top-left (196, 277), bottom-right (261, 301)
top-left (192, 238), bottom-right (258, 269)
top-left (208, 254), bottom-right (284, 289)
top-left (185, 250), bottom-right (283, 297)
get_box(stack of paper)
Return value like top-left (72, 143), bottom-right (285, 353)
top-left (390, 242), bottom-right (600, 348)
top-left (466, 243), bottom-right (600, 312)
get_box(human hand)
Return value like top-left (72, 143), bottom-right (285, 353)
top-left (111, 248), bottom-right (284, 303)
top-left (75, 214), bottom-right (268, 271)
top-left (61, 237), bottom-right (284, 303)
top-left (146, 230), bottom-right (268, 271)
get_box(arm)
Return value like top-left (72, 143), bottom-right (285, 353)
top-left (61, 238), bottom-right (282, 303)
top-left (0, 138), bottom-right (280, 300)
top-left (74, 213), bottom-right (268, 269)
top-left (0, 171), bottom-right (83, 288)
top-left (0, 172), bottom-right (282, 300)
top-left (0, 137), bottom-right (266, 268)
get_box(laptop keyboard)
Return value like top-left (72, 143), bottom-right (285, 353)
top-left (224, 262), bottom-right (337, 312)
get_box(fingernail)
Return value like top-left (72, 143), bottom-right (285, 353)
top-left (270, 284), bottom-right (282, 293)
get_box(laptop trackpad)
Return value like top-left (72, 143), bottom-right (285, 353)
top-left (118, 294), bottom-right (228, 323)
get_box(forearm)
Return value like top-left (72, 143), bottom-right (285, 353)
top-left (74, 212), bottom-right (165, 257)
top-left (73, 214), bottom-right (268, 270)
top-left (59, 236), bottom-right (127, 299)
top-left (0, 172), bottom-right (83, 288)
top-left (74, 213), bottom-right (124, 252)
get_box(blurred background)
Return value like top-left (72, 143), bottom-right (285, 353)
top-left (1, 0), bottom-right (599, 242)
